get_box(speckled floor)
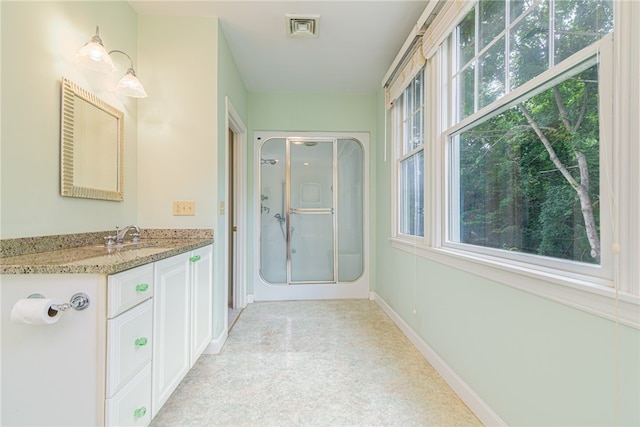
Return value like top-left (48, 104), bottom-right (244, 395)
top-left (150, 300), bottom-right (482, 427)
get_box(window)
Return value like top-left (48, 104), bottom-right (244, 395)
top-left (453, 0), bottom-right (614, 121)
top-left (396, 68), bottom-right (425, 237)
top-left (446, 0), bottom-right (613, 273)
top-left (389, 0), bottom-right (638, 323)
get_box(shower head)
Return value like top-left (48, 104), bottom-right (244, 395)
top-left (261, 158), bottom-right (278, 165)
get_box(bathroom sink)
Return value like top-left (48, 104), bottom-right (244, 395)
top-left (68, 246), bottom-right (171, 266)
top-left (93, 240), bottom-right (170, 251)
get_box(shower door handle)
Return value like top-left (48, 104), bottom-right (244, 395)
top-left (290, 208), bottom-right (334, 215)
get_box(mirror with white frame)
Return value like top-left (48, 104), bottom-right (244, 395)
top-left (60, 77), bottom-right (124, 201)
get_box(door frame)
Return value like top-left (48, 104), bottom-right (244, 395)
top-left (225, 97), bottom-right (247, 315)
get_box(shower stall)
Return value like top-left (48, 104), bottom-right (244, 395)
top-left (254, 131), bottom-right (369, 301)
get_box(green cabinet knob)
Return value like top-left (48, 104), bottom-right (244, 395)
top-left (133, 407), bottom-right (147, 418)
top-left (135, 283), bottom-right (149, 293)
top-left (189, 255), bottom-right (201, 263)
top-left (134, 337), bottom-right (148, 347)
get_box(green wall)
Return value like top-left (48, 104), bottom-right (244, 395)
top-left (246, 92), bottom-right (377, 293)
top-left (249, 92), bottom-right (376, 132)
top-left (373, 89), bottom-right (640, 426)
top-left (217, 27), bottom-right (249, 127)
top-left (0, 1), bottom-right (138, 238)
top-left (137, 15), bottom-right (218, 230)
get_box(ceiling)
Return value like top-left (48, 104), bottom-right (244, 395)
top-left (128, 1), bottom-right (429, 93)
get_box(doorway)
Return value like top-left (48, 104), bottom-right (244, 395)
top-left (228, 128), bottom-right (240, 328)
top-left (225, 98), bottom-right (247, 329)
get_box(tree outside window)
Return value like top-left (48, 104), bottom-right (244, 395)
top-left (449, 0), bottom-right (612, 264)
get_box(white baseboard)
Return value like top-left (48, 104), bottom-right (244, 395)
top-left (373, 292), bottom-right (507, 427)
top-left (202, 328), bottom-right (228, 355)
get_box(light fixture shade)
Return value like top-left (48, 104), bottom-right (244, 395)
top-left (116, 68), bottom-right (148, 98)
top-left (75, 27), bottom-right (116, 73)
top-left (76, 28), bottom-right (147, 98)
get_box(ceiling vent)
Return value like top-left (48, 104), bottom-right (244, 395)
top-left (286, 14), bottom-right (320, 38)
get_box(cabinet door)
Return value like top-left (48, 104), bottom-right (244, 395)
top-left (152, 253), bottom-right (190, 417)
top-left (189, 245), bottom-right (213, 366)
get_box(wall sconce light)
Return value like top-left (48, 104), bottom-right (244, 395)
top-left (76, 26), bottom-right (147, 98)
top-left (109, 50), bottom-right (148, 98)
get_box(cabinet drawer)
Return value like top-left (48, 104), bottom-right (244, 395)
top-left (105, 364), bottom-right (152, 427)
top-left (107, 299), bottom-right (152, 397)
top-left (108, 264), bottom-right (153, 318)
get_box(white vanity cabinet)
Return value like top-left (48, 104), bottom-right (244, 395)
top-left (152, 245), bottom-right (213, 417)
top-left (1, 242), bottom-right (213, 427)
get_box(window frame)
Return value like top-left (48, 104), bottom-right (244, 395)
top-left (444, 46), bottom-right (611, 282)
top-left (392, 66), bottom-right (427, 241)
top-left (389, 0), bottom-right (640, 328)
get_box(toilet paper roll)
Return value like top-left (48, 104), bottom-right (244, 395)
top-left (10, 298), bottom-right (63, 325)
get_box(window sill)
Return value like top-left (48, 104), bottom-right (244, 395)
top-left (389, 237), bottom-right (640, 329)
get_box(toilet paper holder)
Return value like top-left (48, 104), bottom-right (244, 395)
top-left (28, 292), bottom-right (90, 312)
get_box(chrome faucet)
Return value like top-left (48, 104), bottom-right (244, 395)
top-left (114, 225), bottom-right (141, 244)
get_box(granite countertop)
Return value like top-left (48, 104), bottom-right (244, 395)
top-left (0, 229), bottom-right (213, 275)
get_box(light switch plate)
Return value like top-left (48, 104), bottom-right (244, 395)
top-left (173, 200), bottom-right (195, 216)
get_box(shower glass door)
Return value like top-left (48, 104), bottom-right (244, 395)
top-left (288, 139), bottom-right (336, 283)
top-left (259, 135), bottom-right (363, 286)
